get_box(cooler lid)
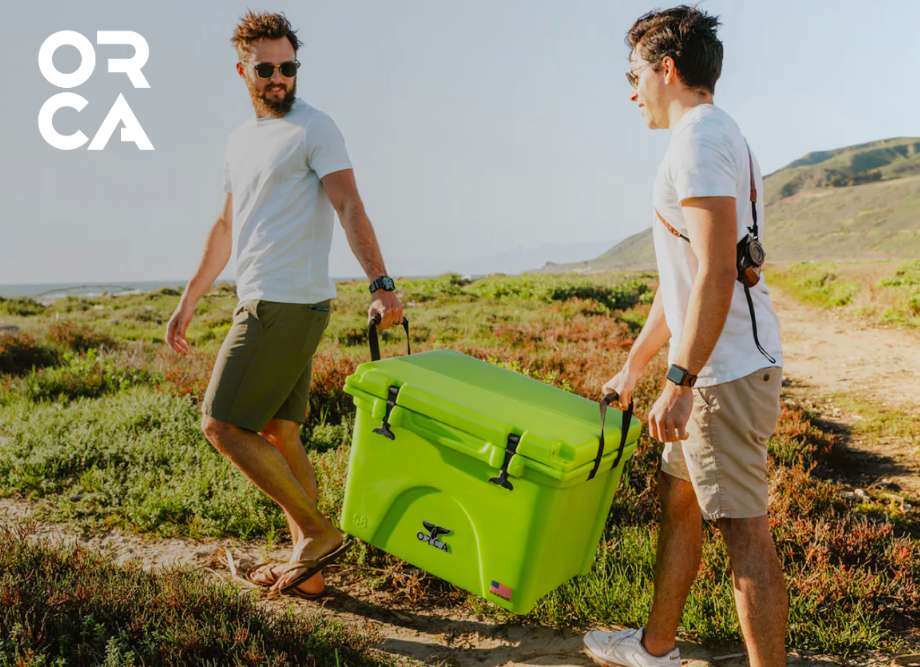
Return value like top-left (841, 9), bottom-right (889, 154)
top-left (344, 349), bottom-right (640, 474)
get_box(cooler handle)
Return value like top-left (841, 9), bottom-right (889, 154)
top-left (368, 314), bottom-right (411, 361)
top-left (587, 392), bottom-right (634, 481)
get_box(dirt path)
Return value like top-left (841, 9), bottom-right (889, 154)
top-left (771, 288), bottom-right (920, 498)
top-left (771, 288), bottom-right (920, 412)
top-left (1, 497), bottom-right (880, 667)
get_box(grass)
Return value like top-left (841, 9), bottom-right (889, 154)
top-left (0, 524), bottom-right (385, 666)
top-left (770, 259), bottom-right (920, 328)
top-left (0, 272), bottom-right (916, 658)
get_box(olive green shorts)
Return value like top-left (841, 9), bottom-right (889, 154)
top-left (202, 299), bottom-right (331, 432)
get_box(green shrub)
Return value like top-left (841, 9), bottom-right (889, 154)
top-left (0, 388), bottom-right (282, 538)
top-left (770, 262), bottom-right (859, 308)
top-left (0, 334), bottom-right (60, 376)
top-left (878, 259), bottom-right (920, 288)
top-left (23, 350), bottom-right (156, 402)
top-left (47, 319), bottom-right (118, 352)
top-left (305, 419), bottom-right (352, 454)
top-left (878, 260), bottom-right (920, 323)
top-left (549, 279), bottom-right (650, 311)
top-left (0, 297), bottom-right (46, 317)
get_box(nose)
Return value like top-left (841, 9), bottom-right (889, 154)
top-left (271, 69), bottom-right (284, 84)
top-left (629, 89), bottom-right (638, 103)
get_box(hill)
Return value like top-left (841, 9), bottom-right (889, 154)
top-left (552, 136), bottom-right (920, 271)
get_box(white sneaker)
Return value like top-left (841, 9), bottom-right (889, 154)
top-left (583, 627), bottom-right (680, 667)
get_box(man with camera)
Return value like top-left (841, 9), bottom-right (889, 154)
top-left (584, 6), bottom-right (786, 667)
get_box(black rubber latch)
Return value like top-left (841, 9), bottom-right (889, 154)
top-left (373, 385), bottom-right (400, 440)
top-left (489, 433), bottom-right (521, 491)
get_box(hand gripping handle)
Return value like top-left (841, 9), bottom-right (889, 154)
top-left (368, 314), bottom-right (411, 361)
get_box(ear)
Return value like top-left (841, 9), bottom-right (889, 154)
top-left (661, 56), bottom-right (678, 85)
top-left (235, 61), bottom-right (246, 79)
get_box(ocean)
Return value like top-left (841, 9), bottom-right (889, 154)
top-left (0, 281), bottom-right (192, 302)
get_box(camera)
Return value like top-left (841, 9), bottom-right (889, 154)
top-left (736, 233), bottom-right (765, 288)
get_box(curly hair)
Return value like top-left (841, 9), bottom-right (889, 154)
top-left (231, 10), bottom-right (302, 60)
top-left (626, 5), bottom-right (723, 94)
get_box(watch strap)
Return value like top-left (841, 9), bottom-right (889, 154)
top-left (369, 275), bottom-right (395, 293)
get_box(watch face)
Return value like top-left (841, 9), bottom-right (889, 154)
top-left (666, 365), bottom-right (685, 385)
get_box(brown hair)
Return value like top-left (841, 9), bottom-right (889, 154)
top-left (231, 10), bottom-right (302, 60)
top-left (626, 5), bottom-right (723, 94)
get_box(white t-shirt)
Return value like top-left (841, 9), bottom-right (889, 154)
top-left (652, 103), bottom-right (783, 387)
top-left (223, 98), bottom-right (352, 304)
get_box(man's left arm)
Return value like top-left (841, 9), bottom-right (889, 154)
top-left (647, 196), bottom-right (737, 443)
top-left (322, 168), bottom-right (404, 328)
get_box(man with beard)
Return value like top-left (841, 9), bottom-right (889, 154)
top-left (165, 11), bottom-right (404, 598)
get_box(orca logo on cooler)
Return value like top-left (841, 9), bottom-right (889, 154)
top-left (37, 30), bottom-right (154, 151)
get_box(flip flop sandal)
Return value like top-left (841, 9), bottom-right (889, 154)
top-left (274, 539), bottom-right (351, 595)
top-left (250, 561), bottom-right (327, 597)
top-left (247, 561), bottom-right (281, 587)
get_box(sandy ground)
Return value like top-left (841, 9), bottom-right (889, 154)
top-left (772, 289), bottom-right (920, 413)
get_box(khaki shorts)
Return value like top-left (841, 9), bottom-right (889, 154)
top-left (202, 299), bottom-right (331, 433)
top-left (661, 366), bottom-right (782, 520)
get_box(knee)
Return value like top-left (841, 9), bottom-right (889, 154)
top-left (659, 471), bottom-right (700, 522)
top-left (260, 419), bottom-right (301, 447)
top-left (717, 517), bottom-right (779, 566)
top-left (201, 415), bottom-right (238, 452)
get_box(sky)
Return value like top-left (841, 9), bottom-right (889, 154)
top-left (1, 0), bottom-right (917, 285)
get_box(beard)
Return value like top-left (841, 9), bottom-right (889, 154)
top-left (248, 77), bottom-right (297, 116)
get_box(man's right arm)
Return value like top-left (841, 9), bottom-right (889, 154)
top-left (624, 287), bottom-right (670, 375)
top-left (602, 287), bottom-right (670, 406)
top-left (165, 193), bottom-right (233, 354)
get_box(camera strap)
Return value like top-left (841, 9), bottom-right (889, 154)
top-left (746, 144), bottom-right (759, 237)
top-left (743, 143), bottom-right (777, 365)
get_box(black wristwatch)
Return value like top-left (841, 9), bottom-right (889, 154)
top-left (369, 275), bottom-right (396, 294)
top-left (666, 364), bottom-right (697, 387)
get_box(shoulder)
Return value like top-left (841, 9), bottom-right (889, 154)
top-left (671, 108), bottom-right (741, 168)
top-left (289, 100), bottom-right (341, 135)
top-left (678, 107), bottom-right (738, 147)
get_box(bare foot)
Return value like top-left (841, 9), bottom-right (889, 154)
top-left (270, 529), bottom-right (347, 592)
top-left (291, 526), bottom-right (344, 563)
top-left (297, 571), bottom-right (325, 595)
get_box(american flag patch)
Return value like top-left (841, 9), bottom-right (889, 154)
top-left (489, 580), bottom-right (513, 600)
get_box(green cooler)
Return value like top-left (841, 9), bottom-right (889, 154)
top-left (340, 348), bottom-right (640, 614)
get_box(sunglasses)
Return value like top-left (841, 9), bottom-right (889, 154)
top-left (625, 61), bottom-right (655, 89)
top-left (252, 60), bottom-right (300, 79)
